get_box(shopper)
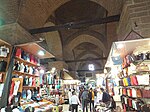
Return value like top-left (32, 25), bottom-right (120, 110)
top-left (81, 88), bottom-right (89, 112)
top-left (100, 88), bottom-right (110, 105)
top-left (89, 88), bottom-right (95, 112)
top-left (70, 91), bottom-right (81, 112)
top-left (68, 89), bottom-right (72, 111)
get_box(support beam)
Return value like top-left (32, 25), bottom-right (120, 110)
top-left (29, 15), bottom-right (120, 34)
top-left (65, 57), bottom-right (107, 63)
top-left (69, 68), bottom-right (104, 72)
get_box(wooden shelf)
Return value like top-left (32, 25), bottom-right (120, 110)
top-left (23, 86), bottom-right (40, 88)
top-left (15, 57), bottom-right (39, 67)
top-left (13, 70), bottom-right (39, 77)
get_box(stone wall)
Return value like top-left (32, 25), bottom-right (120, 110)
top-left (117, 0), bottom-right (150, 40)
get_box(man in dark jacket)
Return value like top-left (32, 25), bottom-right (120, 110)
top-left (100, 88), bottom-right (110, 103)
top-left (81, 88), bottom-right (89, 112)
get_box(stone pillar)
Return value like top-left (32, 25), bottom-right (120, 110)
top-left (118, 0), bottom-right (150, 40)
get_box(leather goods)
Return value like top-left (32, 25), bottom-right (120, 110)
top-left (0, 60), bottom-right (7, 72)
top-left (136, 89), bottom-right (142, 98)
top-left (142, 89), bottom-right (150, 98)
top-left (111, 55), bottom-right (123, 65)
top-left (136, 63), bottom-right (149, 72)
top-left (15, 48), bottom-right (22, 58)
top-left (131, 76), bottom-right (138, 86)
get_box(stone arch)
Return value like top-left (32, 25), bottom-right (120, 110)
top-left (75, 53), bottom-right (103, 71)
top-left (78, 61), bottom-right (101, 71)
top-left (75, 50), bottom-right (102, 60)
top-left (64, 34), bottom-right (107, 59)
top-left (65, 29), bottom-right (106, 48)
top-left (44, 22), bottom-right (63, 59)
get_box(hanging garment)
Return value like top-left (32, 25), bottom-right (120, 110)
top-left (8, 81), bottom-right (15, 104)
top-left (24, 65), bottom-right (29, 73)
top-left (13, 81), bottom-right (20, 95)
top-left (15, 48), bottom-right (22, 58)
top-left (29, 77), bottom-right (33, 86)
top-left (20, 63), bottom-right (25, 73)
top-left (28, 66), bottom-right (33, 74)
top-left (21, 50), bottom-right (27, 60)
top-left (13, 61), bottom-right (20, 71)
top-left (22, 90), bottom-right (27, 99)
top-left (26, 53), bottom-right (30, 62)
top-left (0, 60), bottom-right (7, 72)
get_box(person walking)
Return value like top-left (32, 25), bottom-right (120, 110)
top-left (81, 88), bottom-right (89, 112)
top-left (68, 89), bottom-right (72, 111)
top-left (89, 88), bottom-right (95, 112)
top-left (70, 91), bottom-right (81, 112)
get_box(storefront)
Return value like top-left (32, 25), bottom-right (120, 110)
top-left (105, 37), bottom-right (150, 111)
top-left (0, 40), bottom-right (64, 112)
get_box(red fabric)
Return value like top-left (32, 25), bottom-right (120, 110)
top-left (15, 48), bottom-right (22, 58)
top-left (0, 73), bottom-right (3, 82)
top-left (132, 76), bottom-right (138, 85)
top-left (129, 89), bottom-right (132, 97)
top-left (30, 54), bottom-right (34, 63)
top-left (32, 78), bottom-right (36, 86)
top-left (128, 98), bottom-right (132, 107)
top-left (9, 81), bottom-right (15, 104)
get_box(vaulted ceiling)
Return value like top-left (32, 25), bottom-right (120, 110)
top-left (0, 0), bottom-right (124, 80)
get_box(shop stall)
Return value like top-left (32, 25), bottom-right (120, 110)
top-left (105, 36), bottom-right (150, 111)
top-left (0, 40), bottom-right (63, 112)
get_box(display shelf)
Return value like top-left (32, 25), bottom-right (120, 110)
top-left (133, 60), bottom-right (150, 65)
top-left (119, 73), bottom-right (150, 79)
top-left (23, 86), bottom-right (40, 89)
top-left (119, 85), bottom-right (150, 88)
top-left (15, 57), bottom-right (39, 67)
top-left (13, 70), bottom-right (39, 77)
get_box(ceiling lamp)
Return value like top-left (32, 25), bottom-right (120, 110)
top-left (38, 50), bottom-right (45, 56)
top-left (88, 64), bottom-right (95, 71)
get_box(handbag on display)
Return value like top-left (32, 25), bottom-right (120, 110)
top-left (145, 51), bottom-right (150, 60)
top-left (136, 75), bottom-right (149, 85)
top-left (111, 55), bottom-right (123, 65)
top-left (0, 46), bottom-right (9, 57)
top-left (136, 89), bottom-right (142, 98)
top-left (136, 63), bottom-right (149, 72)
top-left (130, 76), bottom-right (138, 86)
